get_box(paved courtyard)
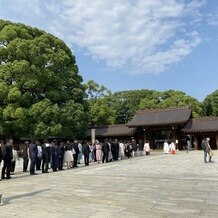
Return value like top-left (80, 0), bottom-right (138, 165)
top-left (0, 150), bottom-right (218, 218)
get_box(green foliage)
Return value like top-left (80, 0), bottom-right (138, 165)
top-left (0, 19), bottom-right (88, 139)
top-left (203, 90), bottom-right (218, 116)
top-left (139, 90), bottom-right (203, 118)
top-left (85, 82), bottom-right (205, 126)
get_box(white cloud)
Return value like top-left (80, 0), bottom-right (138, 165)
top-left (0, 0), bottom-right (205, 74)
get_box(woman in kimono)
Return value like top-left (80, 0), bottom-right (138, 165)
top-left (95, 140), bottom-right (102, 163)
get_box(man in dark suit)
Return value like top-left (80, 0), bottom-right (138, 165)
top-left (0, 143), bottom-right (2, 181)
top-left (21, 141), bottom-right (29, 172)
top-left (58, 142), bottom-right (65, 171)
top-left (82, 141), bottom-right (90, 166)
top-left (0, 143), bottom-right (2, 165)
top-left (102, 139), bottom-right (109, 163)
top-left (28, 141), bottom-right (38, 175)
top-left (51, 140), bottom-right (60, 172)
top-left (72, 140), bottom-right (79, 167)
top-left (111, 140), bottom-right (117, 161)
top-left (1, 142), bottom-right (13, 179)
top-left (42, 141), bottom-right (51, 173)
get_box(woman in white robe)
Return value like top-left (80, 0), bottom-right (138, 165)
top-left (119, 141), bottom-right (125, 160)
top-left (163, 141), bottom-right (169, 154)
top-left (143, 141), bottom-right (150, 155)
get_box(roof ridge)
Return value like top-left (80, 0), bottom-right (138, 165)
top-left (192, 117), bottom-right (218, 121)
top-left (90, 124), bottom-right (129, 129)
top-left (136, 106), bottom-right (190, 114)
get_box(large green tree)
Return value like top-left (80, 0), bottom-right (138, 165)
top-left (0, 19), bottom-right (88, 139)
top-left (203, 90), bottom-right (218, 116)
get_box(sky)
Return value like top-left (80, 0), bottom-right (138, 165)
top-left (0, 0), bottom-right (218, 101)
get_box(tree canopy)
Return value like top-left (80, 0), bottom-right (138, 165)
top-left (85, 82), bottom-right (205, 126)
top-left (203, 90), bottom-right (218, 116)
top-left (0, 19), bottom-right (88, 139)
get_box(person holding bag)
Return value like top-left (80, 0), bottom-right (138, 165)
top-left (205, 138), bottom-right (213, 163)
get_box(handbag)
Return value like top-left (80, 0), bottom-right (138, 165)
top-left (210, 150), bottom-right (214, 157)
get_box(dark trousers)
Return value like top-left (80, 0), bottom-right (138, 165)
top-left (1, 161), bottom-right (12, 179)
top-left (84, 154), bottom-right (89, 165)
top-left (10, 161), bottom-right (16, 172)
top-left (30, 158), bottom-right (36, 174)
top-left (36, 157), bottom-right (41, 170)
top-left (59, 156), bottom-right (64, 170)
top-left (102, 152), bottom-right (109, 163)
top-left (52, 157), bottom-right (59, 171)
top-left (73, 154), bottom-right (78, 167)
top-left (112, 151), bottom-right (116, 161)
top-left (42, 158), bottom-right (49, 173)
top-left (23, 157), bottom-right (29, 172)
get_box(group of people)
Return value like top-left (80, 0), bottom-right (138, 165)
top-left (163, 140), bottom-right (176, 154)
top-left (0, 138), bottom-right (151, 180)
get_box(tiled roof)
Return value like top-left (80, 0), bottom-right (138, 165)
top-left (182, 117), bottom-right (218, 133)
top-left (87, 124), bottom-right (136, 137)
top-left (127, 107), bottom-right (192, 127)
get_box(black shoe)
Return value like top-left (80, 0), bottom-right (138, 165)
top-left (30, 173), bottom-right (38, 175)
top-left (6, 176), bottom-right (11, 179)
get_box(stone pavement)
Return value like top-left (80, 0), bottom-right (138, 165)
top-left (0, 150), bottom-right (218, 218)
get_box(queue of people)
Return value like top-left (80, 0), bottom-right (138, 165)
top-left (0, 138), bottom-right (151, 180)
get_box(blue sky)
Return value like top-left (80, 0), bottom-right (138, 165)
top-left (0, 0), bottom-right (217, 101)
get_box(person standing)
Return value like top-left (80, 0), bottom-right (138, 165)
top-left (186, 138), bottom-right (191, 153)
top-left (131, 139), bottom-right (137, 157)
top-left (201, 137), bottom-right (208, 163)
top-left (102, 139), bottom-right (109, 163)
top-left (163, 141), bottom-right (170, 154)
top-left (36, 141), bottom-right (42, 171)
top-left (51, 140), bottom-right (59, 172)
top-left (82, 141), bottom-right (90, 166)
top-left (205, 138), bottom-right (212, 163)
top-left (0, 143), bottom-right (2, 165)
top-left (144, 140), bottom-right (151, 155)
top-left (72, 140), bottom-right (79, 168)
top-left (0, 143), bottom-right (2, 181)
top-left (28, 141), bottom-right (38, 175)
top-left (10, 145), bottom-right (18, 175)
top-left (111, 140), bottom-right (117, 161)
top-left (119, 140), bottom-right (125, 160)
top-left (138, 140), bottom-right (144, 156)
top-left (95, 140), bottom-right (102, 163)
top-left (41, 141), bottom-right (51, 173)
top-left (58, 142), bottom-right (65, 171)
top-left (1, 142), bottom-right (13, 179)
top-left (169, 141), bottom-right (176, 155)
top-left (21, 141), bottom-right (29, 172)
top-left (77, 141), bottom-right (83, 164)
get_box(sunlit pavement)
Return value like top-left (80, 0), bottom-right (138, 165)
top-left (0, 150), bottom-right (218, 217)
